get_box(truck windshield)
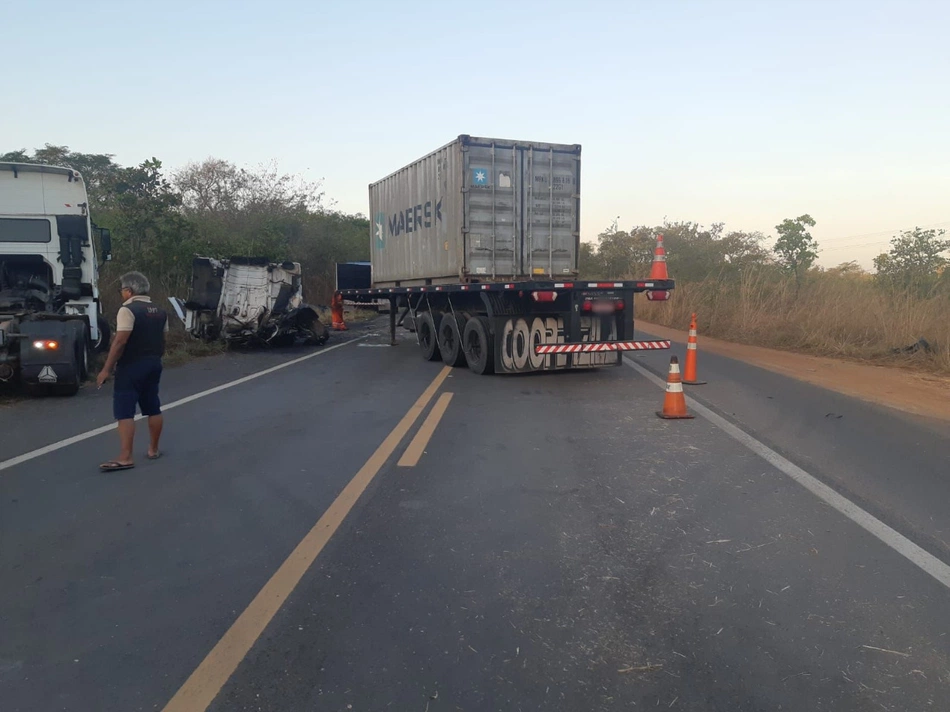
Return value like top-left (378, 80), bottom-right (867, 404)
top-left (0, 217), bottom-right (52, 243)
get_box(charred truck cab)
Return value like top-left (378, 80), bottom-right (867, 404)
top-left (0, 162), bottom-right (112, 395)
top-left (170, 256), bottom-right (329, 347)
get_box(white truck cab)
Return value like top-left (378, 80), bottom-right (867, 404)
top-left (0, 162), bottom-right (113, 394)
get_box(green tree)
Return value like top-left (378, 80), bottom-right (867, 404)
top-left (593, 220), bottom-right (655, 278)
top-left (773, 214), bottom-right (818, 290)
top-left (873, 227), bottom-right (950, 296)
top-left (172, 157), bottom-right (324, 259)
top-left (578, 241), bottom-right (604, 279)
top-left (98, 158), bottom-right (198, 294)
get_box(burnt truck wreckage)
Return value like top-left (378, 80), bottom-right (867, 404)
top-left (170, 256), bottom-right (329, 347)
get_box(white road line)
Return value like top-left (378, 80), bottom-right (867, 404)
top-left (625, 357), bottom-right (950, 591)
top-left (0, 337), bottom-right (366, 474)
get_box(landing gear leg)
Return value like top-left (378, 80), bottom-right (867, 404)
top-left (389, 297), bottom-right (398, 346)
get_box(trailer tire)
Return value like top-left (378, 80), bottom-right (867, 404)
top-left (417, 312), bottom-right (441, 362)
top-left (94, 314), bottom-right (111, 353)
top-left (55, 332), bottom-right (85, 396)
top-left (437, 313), bottom-right (467, 368)
top-left (77, 328), bottom-right (90, 382)
top-left (463, 316), bottom-right (494, 375)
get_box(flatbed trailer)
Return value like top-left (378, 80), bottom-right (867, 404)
top-left (339, 278), bottom-right (674, 375)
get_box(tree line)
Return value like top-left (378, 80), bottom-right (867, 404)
top-left (1, 144), bottom-right (370, 306)
top-left (580, 214), bottom-right (950, 298)
top-left (5, 143), bottom-right (947, 305)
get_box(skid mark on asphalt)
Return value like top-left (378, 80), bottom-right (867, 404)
top-left (161, 365), bottom-right (451, 712)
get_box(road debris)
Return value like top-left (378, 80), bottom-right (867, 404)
top-left (860, 645), bottom-right (910, 658)
top-left (617, 663), bottom-right (663, 673)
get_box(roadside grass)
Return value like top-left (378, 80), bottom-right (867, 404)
top-left (160, 327), bottom-right (228, 368)
top-left (636, 272), bottom-right (950, 375)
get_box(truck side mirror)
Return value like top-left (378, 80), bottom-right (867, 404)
top-left (100, 228), bottom-right (113, 262)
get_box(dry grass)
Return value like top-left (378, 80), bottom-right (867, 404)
top-left (160, 328), bottom-right (228, 367)
top-left (636, 271), bottom-right (950, 375)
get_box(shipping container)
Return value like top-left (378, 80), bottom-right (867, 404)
top-left (340, 137), bottom-right (675, 376)
top-left (369, 135), bottom-right (581, 287)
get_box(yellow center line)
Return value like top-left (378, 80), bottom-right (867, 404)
top-left (161, 365), bottom-right (452, 712)
top-left (397, 392), bottom-right (454, 467)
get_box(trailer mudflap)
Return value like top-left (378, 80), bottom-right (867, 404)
top-left (17, 320), bottom-right (82, 385)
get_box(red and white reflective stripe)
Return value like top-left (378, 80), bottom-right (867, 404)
top-left (554, 282), bottom-right (574, 288)
top-left (534, 340), bottom-right (671, 354)
top-left (586, 282), bottom-right (624, 288)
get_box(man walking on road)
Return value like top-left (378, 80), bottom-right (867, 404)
top-left (97, 271), bottom-right (168, 472)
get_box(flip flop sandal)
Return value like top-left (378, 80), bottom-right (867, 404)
top-left (100, 461), bottom-right (135, 472)
top-left (147, 451), bottom-right (163, 460)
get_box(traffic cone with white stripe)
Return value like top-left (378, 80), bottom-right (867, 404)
top-left (646, 233), bottom-right (670, 301)
top-left (683, 313), bottom-right (706, 385)
top-left (330, 292), bottom-right (348, 331)
top-left (657, 356), bottom-right (694, 420)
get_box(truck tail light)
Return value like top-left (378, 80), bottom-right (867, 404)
top-left (530, 291), bottom-right (558, 302)
top-left (615, 300), bottom-right (625, 310)
top-left (33, 340), bottom-right (59, 350)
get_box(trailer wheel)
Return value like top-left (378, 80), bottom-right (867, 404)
top-left (463, 316), bottom-right (494, 375)
top-left (417, 312), bottom-right (441, 362)
top-left (437, 313), bottom-right (467, 368)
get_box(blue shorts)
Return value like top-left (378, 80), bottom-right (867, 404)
top-left (113, 356), bottom-right (163, 420)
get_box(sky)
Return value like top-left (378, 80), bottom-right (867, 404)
top-left (2, 0), bottom-right (948, 269)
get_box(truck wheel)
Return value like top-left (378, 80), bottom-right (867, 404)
top-left (463, 316), bottom-right (494, 375)
top-left (54, 381), bottom-right (81, 397)
top-left (77, 330), bottom-right (90, 381)
top-left (417, 312), bottom-right (441, 362)
top-left (53, 336), bottom-right (84, 396)
top-left (94, 314), bottom-right (111, 353)
top-left (437, 313), bottom-right (467, 367)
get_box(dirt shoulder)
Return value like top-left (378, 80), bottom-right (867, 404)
top-left (637, 321), bottom-right (950, 423)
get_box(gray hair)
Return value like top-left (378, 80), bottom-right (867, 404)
top-left (120, 271), bottom-right (150, 295)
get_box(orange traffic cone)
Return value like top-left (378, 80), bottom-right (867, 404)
top-left (649, 234), bottom-right (669, 280)
top-left (683, 313), bottom-right (706, 385)
top-left (330, 292), bottom-right (348, 331)
top-left (656, 356), bottom-right (694, 420)
top-left (646, 234), bottom-right (670, 302)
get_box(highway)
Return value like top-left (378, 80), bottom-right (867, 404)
top-left (2, 318), bottom-right (950, 712)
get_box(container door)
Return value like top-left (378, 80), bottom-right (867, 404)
top-left (462, 141), bottom-right (522, 278)
top-left (521, 145), bottom-right (579, 278)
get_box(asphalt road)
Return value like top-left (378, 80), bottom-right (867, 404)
top-left (2, 318), bottom-right (950, 711)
